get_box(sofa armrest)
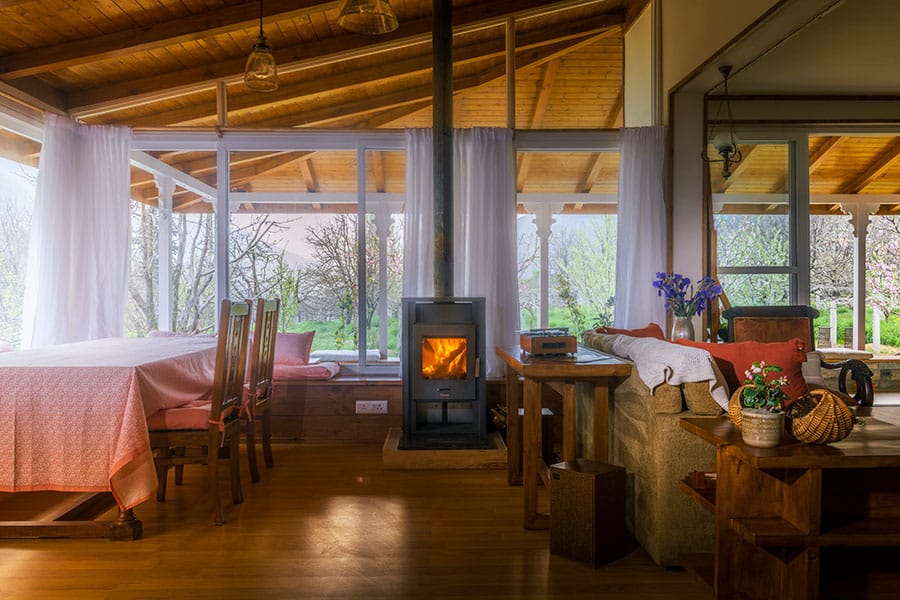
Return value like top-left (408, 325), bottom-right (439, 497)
top-left (819, 357), bottom-right (874, 406)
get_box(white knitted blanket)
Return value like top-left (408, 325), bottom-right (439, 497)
top-left (583, 331), bottom-right (729, 409)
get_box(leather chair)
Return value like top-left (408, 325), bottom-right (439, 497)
top-left (722, 305), bottom-right (874, 406)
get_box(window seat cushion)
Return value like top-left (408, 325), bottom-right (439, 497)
top-left (273, 361), bottom-right (341, 381)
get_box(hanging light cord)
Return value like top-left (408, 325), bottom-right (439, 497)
top-left (258, 0), bottom-right (264, 40)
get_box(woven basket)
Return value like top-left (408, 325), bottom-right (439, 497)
top-left (787, 388), bottom-right (856, 444)
top-left (727, 384), bottom-right (752, 429)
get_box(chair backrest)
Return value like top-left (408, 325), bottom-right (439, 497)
top-left (247, 297), bottom-right (280, 407)
top-left (722, 305), bottom-right (820, 350)
top-left (210, 299), bottom-right (252, 429)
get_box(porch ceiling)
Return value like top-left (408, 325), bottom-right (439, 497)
top-left (0, 0), bottom-right (896, 216)
top-left (0, 0), bottom-right (642, 212)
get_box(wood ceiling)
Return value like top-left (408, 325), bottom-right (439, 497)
top-left (0, 0), bottom-right (896, 216)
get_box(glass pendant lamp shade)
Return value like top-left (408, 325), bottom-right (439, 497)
top-left (338, 0), bottom-right (399, 35)
top-left (244, 36), bottom-right (278, 92)
top-left (244, 0), bottom-right (278, 92)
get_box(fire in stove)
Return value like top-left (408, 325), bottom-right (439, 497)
top-left (421, 337), bottom-right (467, 380)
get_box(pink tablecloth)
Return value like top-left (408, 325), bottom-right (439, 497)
top-left (0, 336), bottom-right (217, 510)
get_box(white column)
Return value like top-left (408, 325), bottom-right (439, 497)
top-left (874, 307), bottom-right (882, 353)
top-left (530, 202), bottom-right (560, 329)
top-left (215, 142), bottom-right (229, 320)
top-left (848, 202), bottom-right (878, 350)
top-left (154, 174), bottom-right (175, 332)
top-left (373, 202), bottom-right (392, 359)
top-left (830, 302), bottom-right (837, 348)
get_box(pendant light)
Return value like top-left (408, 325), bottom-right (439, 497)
top-left (338, 0), bottom-right (399, 35)
top-left (244, 0), bottom-right (278, 92)
top-left (701, 66), bottom-right (743, 178)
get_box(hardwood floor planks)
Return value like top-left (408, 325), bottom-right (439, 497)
top-left (0, 442), bottom-right (709, 599)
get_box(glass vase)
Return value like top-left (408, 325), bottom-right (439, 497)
top-left (670, 316), bottom-right (695, 341)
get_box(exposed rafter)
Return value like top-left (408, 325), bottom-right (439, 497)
top-left (840, 138), bottom-right (900, 194)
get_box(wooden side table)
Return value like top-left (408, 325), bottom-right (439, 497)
top-left (495, 345), bottom-right (631, 529)
top-left (679, 416), bottom-right (900, 599)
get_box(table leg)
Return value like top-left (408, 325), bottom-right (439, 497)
top-left (506, 364), bottom-right (522, 486)
top-left (523, 377), bottom-right (548, 529)
top-left (593, 381), bottom-right (610, 464)
top-left (562, 382), bottom-right (577, 462)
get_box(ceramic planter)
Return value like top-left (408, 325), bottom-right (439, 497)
top-left (740, 409), bottom-right (784, 448)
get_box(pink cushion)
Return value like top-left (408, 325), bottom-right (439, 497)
top-left (273, 361), bottom-right (340, 381)
top-left (147, 400), bottom-right (210, 430)
top-left (274, 332), bottom-right (315, 365)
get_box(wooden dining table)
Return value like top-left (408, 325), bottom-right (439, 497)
top-left (0, 335), bottom-right (217, 539)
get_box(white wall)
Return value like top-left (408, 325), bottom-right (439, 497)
top-left (661, 0), bottom-right (778, 123)
top-left (623, 4), bottom-right (653, 127)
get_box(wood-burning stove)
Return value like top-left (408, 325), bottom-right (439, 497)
top-left (400, 297), bottom-right (488, 449)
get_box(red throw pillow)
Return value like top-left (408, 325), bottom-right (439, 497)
top-left (274, 331), bottom-right (315, 365)
top-left (675, 338), bottom-right (808, 401)
top-left (595, 323), bottom-right (665, 340)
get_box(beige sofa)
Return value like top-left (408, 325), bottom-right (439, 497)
top-left (578, 331), bottom-right (724, 567)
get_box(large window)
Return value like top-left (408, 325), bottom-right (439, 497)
top-left (0, 156), bottom-right (36, 347)
top-left (713, 142), bottom-right (795, 307)
top-left (709, 130), bottom-right (900, 353)
top-left (221, 138), bottom-right (406, 373)
top-left (515, 147), bottom-right (619, 332)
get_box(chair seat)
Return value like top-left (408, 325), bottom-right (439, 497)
top-left (148, 400), bottom-right (211, 430)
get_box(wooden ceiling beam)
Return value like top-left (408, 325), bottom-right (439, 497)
top-left (809, 135), bottom-right (843, 173)
top-left (516, 59), bottom-right (560, 192)
top-left (720, 144), bottom-right (758, 192)
top-left (840, 138), bottom-right (900, 194)
top-left (299, 160), bottom-right (318, 193)
top-left (0, 134), bottom-right (40, 166)
top-left (0, 1), bottom-right (343, 80)
top-left (578, 155), bottom-right (604, 193)
top-left (67, 2), bottom-right (623, 115)
top-left (371, 152), bottom-right (385, 193)
top-left (574, 86), bottom-right (622, 193)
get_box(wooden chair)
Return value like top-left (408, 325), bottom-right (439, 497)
top-left (722, 305), bottom-right (874, 406)
top-left (245, 297), bottom-right (280, 483)
top-left (148, 299), bottom-right (251, 525)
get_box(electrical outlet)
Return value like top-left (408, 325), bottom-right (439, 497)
top-left (355, 400), bottom-right (388, 415)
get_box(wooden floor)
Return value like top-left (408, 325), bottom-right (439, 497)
top-left (5, 406), bottom-right (898, 599)
top-left (0, 442), bottom-right (709, 600)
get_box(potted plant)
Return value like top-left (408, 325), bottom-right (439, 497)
top-left (733, 361), bottom-right (789, 448)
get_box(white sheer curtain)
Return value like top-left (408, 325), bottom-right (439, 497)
top-left (403, 127), bottom-right (519, 377)
top-left (453, 128), bottom-right (518, 377)
top-left (401, 128), bottom-right (434, 296)
top-left (613, 126), bottom-right (667, 329)
top-left (22, 113), bottom-right (132, 348)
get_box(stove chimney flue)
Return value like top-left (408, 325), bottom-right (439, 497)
top-left (433, 0), bottom-right (453, 297)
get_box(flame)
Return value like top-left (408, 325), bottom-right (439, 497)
top-left (422, 337), bottom-right (467, 380)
